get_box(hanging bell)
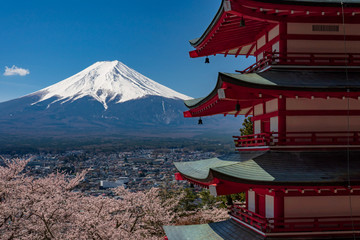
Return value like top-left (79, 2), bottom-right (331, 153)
top-left (236, 102), bottom-right (241, 112)
top-left (239, 17), bottom-right (245, 27)
top-left (205, 57), bottom-right (210, 64)
top-left (198, 117), bottom-right (203, 125)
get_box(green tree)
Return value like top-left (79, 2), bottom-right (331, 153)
top-left (178, 187), bottom-right (198, 211)
top-left (216, 192), bottom-right (246, 208)
top-left (240, 117), bottom-right (253, 136)
top-left (199, 189), bottom-right (217, 207)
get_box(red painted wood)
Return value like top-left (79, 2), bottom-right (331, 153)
top-left (257, 194), bottom-right (266, 216)
top-left (192, 12), bottom-right (227, 50)
top-left (184, 80), bottom-right (360, 118)
top-left (174, 172), bottom-right (184, 181)
top-left (252, 111), bottom-right (278, 121)
top-left (246, 42), bottom-right (256, 58)
top-left (245, 107), bottom-right (253, 117)
top-left (279, 21), bottom-right (287, 57)
top-left (230, 204), bottom-right (360, 235)
top-left (177, 172), bottom-right (360, 195)
top-left (234, 131), bottom-right (360, 148)
top-left (286, 110), bottom-right (360, 116)
top-left (227, 3), bottom-right (280, 23)
top-left (254, 36), bottom-right (280, 56)
top-left (278, 98), bottom-right (286, 137)
top-left (232, 0), bottom-right (360, 17)
top-left (238, 51), bottom-right (360, 73)
top-left (286, 34), bottom-right (360, 41)
top-left (262, 120), bottom-right (270, 133)
top-left (235, 47), bottom-right (242, 57)
top-left (273, 191), bottom-right (284, 220)
top-left (189, 0), bottom-right (360, 58)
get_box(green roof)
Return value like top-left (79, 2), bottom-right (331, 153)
top-left (174, 153), bottom-right (274, 182)
top-left (174, 150), bottom-right (360, 186)
top-left (164, 220), bottom-right (265, 240)
top-left (164, 219), bottom-right (357, 240)
top-left (222, 71), bottom-right (360, 89)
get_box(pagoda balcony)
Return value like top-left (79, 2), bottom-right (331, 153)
top-left (236, 52), bottom-right (360, 74)
top-left (229, 204), bottom-right (360, 236)
top-left (233, 131), bottom-right (360, 150)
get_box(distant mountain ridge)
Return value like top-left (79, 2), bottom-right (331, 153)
top-left (0, 61), bottom-right (240, 138)
top-left (29, 60), bottom-right (191, 110)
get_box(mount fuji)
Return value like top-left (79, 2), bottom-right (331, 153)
top-left (0, 61), bottom-right (239, 138)
top-left (31, 61), bottom-right (191, 110)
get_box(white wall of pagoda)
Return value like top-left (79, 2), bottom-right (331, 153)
top-left (286, 23), bottom-right (360, 54)
top-left (254, 120), bottom-right (261, 134)
top-left (270, 117), bottom-right (278, 133)
top-left (252, 98), bottom-right (360, 134)
top-left (253, 98), bottom-right (280, 134)
top-left (254, 22), bottom-right (360, 61)
top-left (288, 40), bottom-right (360, 53)
top-left (266, 99), bottom-right (278, 112)
top-left (286, 98), bottom-right (360, 132)
top-left (287, 23), bottom-right (360, 36)
top-left (287, 98), bottom-right (360, 110)
top-left (265, 195), bottom-right (275, 218)
top-left (284, 195), bottom-right (360, 217)
top-left (248, 190), bottom-right (256, 212)
top-left (287, 116), bottom-right (360, 132)
top-left (254, 103), bottom-right (263, 134)
top-left (255, 24), bottom-right (280, 61)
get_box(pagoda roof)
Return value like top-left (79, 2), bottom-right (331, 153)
top-left (174, 150), bottom-right (360, 187)
top-left (184, 70), bottom-right (360, 117)
top-left (189, 0), bottom-right (360, 58)
top-left (164, 219), bottom-right (357, 240)
top-left (164, 219), bottom-right (265, 240)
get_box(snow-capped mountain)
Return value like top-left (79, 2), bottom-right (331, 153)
top-left (30, 60), bottom-right (191, 110)
top-left (0, 61), bottom-right (239, 137)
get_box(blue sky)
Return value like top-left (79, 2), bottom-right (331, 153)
top-left (0, 0), bottom-right (255, 103)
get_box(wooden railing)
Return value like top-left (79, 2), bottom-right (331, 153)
top-left (273, 52), bottom-right (360, 66)
top-left (236, 52), bottom-right (360, 73)
top-left (230, 204), bottom-right (360, 233)
top-left (236, 57), bottom-right (272, 74)
top-left (233, 131), bottom-right (360, 148)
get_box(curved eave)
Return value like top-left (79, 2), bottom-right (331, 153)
top-left (184, 71), bottom-right (360, 118)
top-left (164, 220), bottom-right (260, 240)
top-left (189, 1), bottom-right (225, 48)
top-left (174, 150), bottom-right (360, 188)
top-left (189, 0), bottom-right (360, 58)
top-left (178, 170), bottom-right (360, 188)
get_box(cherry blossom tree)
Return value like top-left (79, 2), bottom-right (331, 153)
top-left (0, 158), bottom-right (178, 239)
top-left (0, 157), bottom-right (228, 239)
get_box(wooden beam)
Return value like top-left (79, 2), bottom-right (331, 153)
top-left (246, 42), bottom-right (256, 58)
top-left (245, 107), bottom-right (253, 117)
top-left (235, 47), bottom-right (242, 57)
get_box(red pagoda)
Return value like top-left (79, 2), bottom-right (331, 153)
top-left (164, 0), bottom-right (360, 239)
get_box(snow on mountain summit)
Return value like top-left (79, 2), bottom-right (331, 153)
top-left (32, 60), bottom-right (191, 109)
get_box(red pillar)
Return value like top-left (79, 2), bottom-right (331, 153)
top-left (246, 190), bottom-right (249, 209)
top-left (278, 97), bottom-right (286, 144)
top-left (279, 21), bottom-right (287, 60)
top-left (274, 190), bottom-right (285, 228)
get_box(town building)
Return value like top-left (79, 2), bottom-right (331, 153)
top-left (164, 0), bottom-right (360, 239)
top-left (100, 177), bottom-right (129, 189)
